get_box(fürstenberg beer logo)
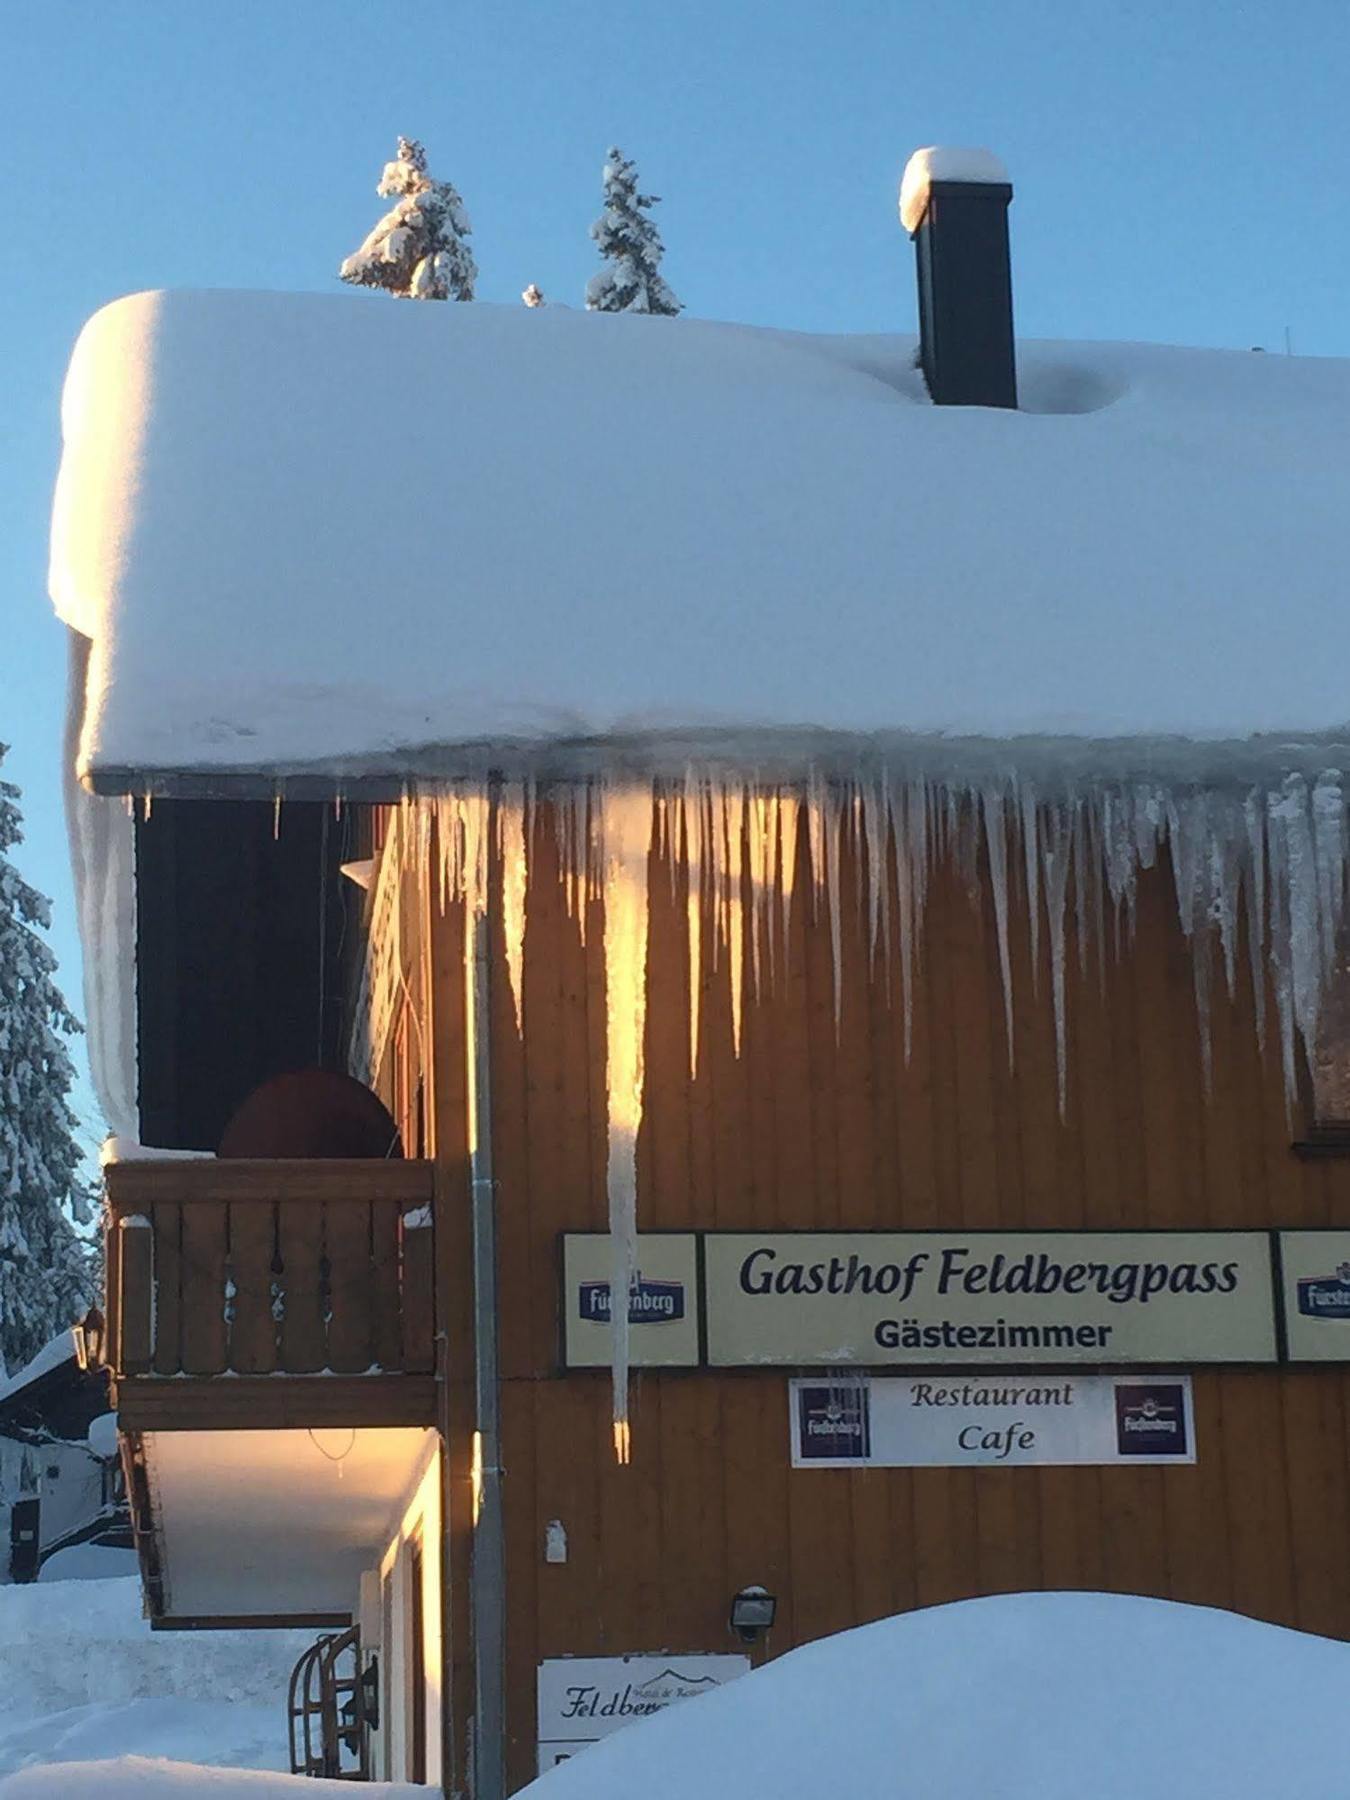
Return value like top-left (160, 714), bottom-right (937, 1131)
top-left (577, 1272), bottom-right (686, 1326)
top-left (1296, 1262), bottom-right (1350, 1321)
top-left (796, 1385), bottom-right (871, 1461)
top-left (1113, 1383), bottom-right (1188, 1457)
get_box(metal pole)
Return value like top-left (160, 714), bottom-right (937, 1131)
top-left (469, 899), bottom-right (505, 1800)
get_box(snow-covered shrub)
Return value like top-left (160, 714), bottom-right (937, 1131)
top-left (585, 147), bottom-right (682, 316)
top-left (340, 136), bottom-right (476, 302)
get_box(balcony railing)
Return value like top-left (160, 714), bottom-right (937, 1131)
top-left (104, 1161), bottom-right (436, 1393)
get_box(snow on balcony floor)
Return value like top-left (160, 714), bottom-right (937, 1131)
top-left (50, 289), bottom-right (1350, 792)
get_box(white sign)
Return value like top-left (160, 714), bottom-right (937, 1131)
top-left (348, 814), bottom-right (404, 1088)
top-left (537, 1653), bottom-right (749, 1772)
top-left (561, 1234), bottom-right (701, 1368)
top-left (705, 1232), bottom-right (1277, 1367)
top-left (789, 1375), bottom-right (1196, 1467)
top-left (1278, 1231), bottom-right (1350, 1362)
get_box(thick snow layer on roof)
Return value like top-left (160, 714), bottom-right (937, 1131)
top-left (899, 144), bottom-right (1011, 231)
top-left (50, 289), bottom-right (1350, 794)
top-left (0, 1332), bottom-right (77, 1407)
top-left (523, 1591), bottom-right (1350, 1800)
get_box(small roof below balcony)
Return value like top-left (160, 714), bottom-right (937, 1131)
top-left (138, 1425), bottom-right (433, 1626)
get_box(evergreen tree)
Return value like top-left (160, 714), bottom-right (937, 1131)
top-left (0, 746), bottom-right (94, 1376)
top-left (340, 137), bottom-right (476, 301)
top-left (585, 147), bottom-right (682, 316)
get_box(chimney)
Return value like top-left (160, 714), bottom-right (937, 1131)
top-left (900, 147), bottom-right (1017, 409)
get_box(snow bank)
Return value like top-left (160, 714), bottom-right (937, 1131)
top-left (899, 145), bottom-right (1010, 232)
top-left (0, 1760), bottom-right (422, 1798)
top-left (521, 1591), bottom-right (1350, 1799)
top-left (50, 291), bottom-right (1350, 788)
top-left (0, 1578), bottom-right (308, 1779)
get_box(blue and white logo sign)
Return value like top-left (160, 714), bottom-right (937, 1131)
top-left (795, 1385), bottom-right (871, 1461)
top-left (578, 1275), bottom-right (686, 1325)
top-left (562, 1234), bottom-right (701, 1369)
top-left (1279, 1233), bottom-right (1350, 1362)
top-left (1296, 1263), bottom-right (1350, 1321)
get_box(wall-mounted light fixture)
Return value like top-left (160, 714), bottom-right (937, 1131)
top-left (729, 1584), bottom-right (777, 1644)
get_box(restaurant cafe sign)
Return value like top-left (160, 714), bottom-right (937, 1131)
top-left (561, 1230), bottom-right (1350, 1368)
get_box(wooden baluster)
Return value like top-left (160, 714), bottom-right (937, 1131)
top-left (401, 1204), bottom-right (435, 1375)
top-left (117, 1215), bottom-right (154, 1376)
top-left (180, 1199), bottom-right (228, 1375)
top-left (150, 1202), bottom-right (183, 1375)
top-left (279, 1200), bottom-right (327, 1374)
top-left (325, 1200), bottom-right (374, 1374)
top-left (228, 1200), bottom-right (279, 1373)
top-left (370, 1200), bottom-right (403, 1372)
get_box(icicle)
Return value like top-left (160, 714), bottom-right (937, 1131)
top-left (778, 789), bottom-right (800, 971)
top-left (1020, 783), bottom-right (1041, 993)
top-left (142, 790), bottom-right (153, 822)
top-left (1039, 804), bottom-right (1072, 1116)
top-left (1244, 789), bottom-right (1268, 1049)
top-left (1312, 772), bottom-right (1345, 975)
top-left (497, 783), bottom-right (528, 1033)
top-left (599, 781), bottom-right (654, 1464)
top-left (684, 774), bottom-right (705, 1078)
top-left (862, 779), bottom-right (889, 965)
top-left (720, 783), bottom-right (746, 1056)
top-left (981, 784), bottom-right (1015, 1068)
top-left (272, 792), bottom-right (282, 840)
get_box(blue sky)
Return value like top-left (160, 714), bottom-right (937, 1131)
top-left (4, 0), bottom-right (1348, 1142)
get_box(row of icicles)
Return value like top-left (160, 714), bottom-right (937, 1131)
top-left (369, 765), bottom-right (1349, 1461)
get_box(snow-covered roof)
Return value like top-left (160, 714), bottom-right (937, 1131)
top-left (0, 1331), bottom-right (79, 1409)
top-left (51, 288), bottom-right (1350, 793)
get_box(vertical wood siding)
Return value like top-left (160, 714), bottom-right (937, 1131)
top-left (396, 792), bottom-right (1350, 1792)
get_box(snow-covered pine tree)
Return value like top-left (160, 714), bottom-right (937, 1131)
top-left (0, 746), bottom-right (94, 1376)
top-left (340, 137), bottom-right (477, 301)
top-left (585, 147), bottom-right (682, 316)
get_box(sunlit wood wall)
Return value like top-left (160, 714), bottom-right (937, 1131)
top-left (378, 793), bottom-right (1350, 1794)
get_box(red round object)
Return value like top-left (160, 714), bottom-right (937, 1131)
top-left (217, 1069), bottom-right (404, 1159)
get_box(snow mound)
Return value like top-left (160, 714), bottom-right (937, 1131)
top-left (521, 1591), bottom-right (1350, 1800)
top-left (899, 145), bottom-right (1011, 232)
top-left (0, 1759), bottom-right (422, 1798)
top-left (50, 291), bottom-right (1350, 787)
top-left (0, 1578), bottom-right (309, 1779)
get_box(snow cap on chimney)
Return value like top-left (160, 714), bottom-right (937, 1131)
top-left (899, 146), bottom-right (1011, 236)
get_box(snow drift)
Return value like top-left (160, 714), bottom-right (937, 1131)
top-left (520, 1591), bottom-right (1350, 1800)
top-left (0, 1761), bottom-right (422, 1798)
top-left (0, 1577), bottom-right (308, 1779)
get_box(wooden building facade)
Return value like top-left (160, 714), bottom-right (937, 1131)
top-left (349, 787), bottom-right (1350, 1794)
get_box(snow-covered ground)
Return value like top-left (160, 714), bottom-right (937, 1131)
top-left (0, 1575), bottom-right (307, 1780)
top-left (0, 1762), bottom-right (422, 1797)
top-left (520, 1591), bottom-right (1350, 1800)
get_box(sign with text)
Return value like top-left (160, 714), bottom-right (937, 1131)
top-left (537, 1653), bottom-right (749, 1772)
top-left (704, 1232), bottom-right (1277, 1367)
top-left (1278, 1231), bottom-right (1350, 1361)
top-left (561, 1234), bottom-right (701, 1368)
top-left (789, 1375), bottom-right (1196, 1467)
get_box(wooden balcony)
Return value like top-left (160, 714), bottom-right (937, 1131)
top-left (104, 1160), bottom-right (437, 1431)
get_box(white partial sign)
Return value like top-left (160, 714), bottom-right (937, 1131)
top-left (561, 1234), bottom-right (701, 1368)
top-left (348, 813), bottom-right (404, 1088)
top-left (537, 1653), bottom-right (749, 1772)
top-left (789, 1374), bottom-right (1196, 1467)
top-left (1278, 1231), bottom-right (1350, 1362)
top-left (705, 1233), bottom-right (1277, 1367)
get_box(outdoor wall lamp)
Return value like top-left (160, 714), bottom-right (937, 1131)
top-left (729, 1584), bottom-right (777, 1643)
top-left (73, 1306), bottom-right (106, 1371)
